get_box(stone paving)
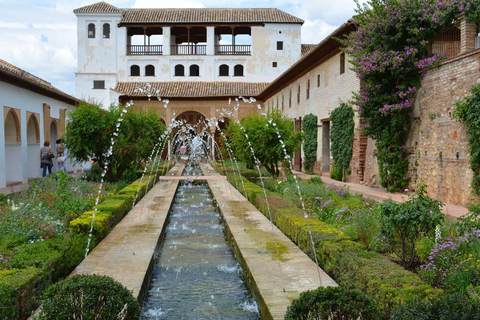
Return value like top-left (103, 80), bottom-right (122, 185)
top-left (71, 164), bottom-right (184, 300)
top-left (293, 171), bottom-right (468, 221)
top-left (202, 164), bottom-right (336, 320)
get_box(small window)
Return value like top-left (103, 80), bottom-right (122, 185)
top-left (219, 64), bottom-right (229, 76)
top-left (189, 64), bottom-right (200, 77)
top-left (130, 65), bottom-right (140, 76)
top-left (103, 23), bottom-right (110, 39)
top-left (88, 23), bottom-right (95, 38)
top-left (297, 85), bottom-right (300, 104)
top-left (277, 41), bottom-right (283, 50)
top-left (93, 80), bottom-right (105, 89)
top-left (340, 52), bottom-right (345, 75)
top-left (317, 74), bottom-right (321, 87)
top-left (272, 62), bottom-right (277, 68)
top-left (307, 79), bottom-right (310, 100)
top-left (289, 90), bottom-right (292, 108)
top-left (175, 64), bottom-right (185, 77)
top-left (234, 64), bottom-right (244, 77)
top-left (145, 64), bottom-right (155, 76)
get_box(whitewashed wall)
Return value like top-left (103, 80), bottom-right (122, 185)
top-left (0, 81), bottom-right (80, 188)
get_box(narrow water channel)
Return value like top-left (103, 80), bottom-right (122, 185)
top-left (141, 164), bottom-right (260, 319)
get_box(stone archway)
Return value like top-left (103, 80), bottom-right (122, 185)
top-left (50, 121), bottom-right (58, 172)
top-left (4, 108), bottom-right (22, 183)
top-left (173, 110), bottom-right (210, 159)
top-left (26, 113), bottom-right (41, 178)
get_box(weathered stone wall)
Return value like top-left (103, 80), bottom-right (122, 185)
top-left (406, 49), bottom-right (480, 205)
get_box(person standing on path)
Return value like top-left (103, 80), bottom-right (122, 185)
top-left (56, 139), bottom-right (67, 173)
top-left (40, 141), bottom-right (54, 177)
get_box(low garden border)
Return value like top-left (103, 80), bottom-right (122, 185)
top-left (212, 163), bottom-right (442, 314)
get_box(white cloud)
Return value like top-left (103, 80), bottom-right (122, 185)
top-left (0, 0), bottom-right (362, 97)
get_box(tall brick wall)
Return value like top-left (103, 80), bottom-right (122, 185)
top-left (405, 49), bottom-right (480, 206)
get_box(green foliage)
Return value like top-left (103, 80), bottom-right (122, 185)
top-left (380, 184), bottom-right (444, 266)
top-left (226, 109), bottom-right (302, 176)
top-left (391, 294), bottom-right (480, 320)
top-left (454, 82), bottom-right (480, 195)
top-left (227, 172), bottom-right (440, 314)
top-left (284, 286), bottom-right (378, 320)
top-left (65, 102), bottom-right (166, 182)
top-left (457, 200), bottom-right (480, 233)
top-left (37, 274), bottom-right (140, 320)
top-left (330, 103), bottom-right (355, 181)
top-left (302, 113), bottom-right (318, 172)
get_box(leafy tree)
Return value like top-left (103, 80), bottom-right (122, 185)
top-left (226, 110), bottom-right (301, 176)
top-left (65, 102), bottom-right (166, 182)
top-left (302, 114), bottom-right (318, 173)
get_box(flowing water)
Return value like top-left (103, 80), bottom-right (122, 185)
top-left (140, 165), bottom-right (260, 320)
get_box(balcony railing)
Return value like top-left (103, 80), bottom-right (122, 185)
top-left (127, 45), bottom-right (163, 55)
top-left (215, 45), bottom-right (251, 55)
top-left (171, 44), bottom-right (207, 55)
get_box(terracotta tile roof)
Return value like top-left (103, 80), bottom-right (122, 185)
top-left (114, 81), bottom-right (269, 98)
top-left (0, 59), bottom-right (80, 105)
top-left (301, 44), bottom-right (317, 56)
top-left (74, 2), bottom-right (123, 14)
top-left (120, 8), bottom-right (303, 24)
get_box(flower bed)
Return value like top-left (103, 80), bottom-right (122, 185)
top-left (0, 162), bottom-right (173, 319)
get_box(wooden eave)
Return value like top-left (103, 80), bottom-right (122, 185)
top-left (118, 22), bottom-right (264, 28)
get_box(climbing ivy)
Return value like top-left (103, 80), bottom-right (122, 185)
top-left (454, 83), bottom-right (480, 195)
top-left (302, 113), bottom-right (318, 173)
top-left (330, 103), bottom-right (355, 181)
top-left (343, 0), bottom-right (480, 191)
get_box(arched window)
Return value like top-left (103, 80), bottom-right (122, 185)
top-left (27, 115), bottom-right (40, 144)
top-left (219, 64), bottom-right (229, 76)
top-left (103, 23), bottom-right (110, 39)
top-left (189, 64), bottom-right (200, 77)
top-left (130, 65), bottom-right (140, 76)
top-left (175, 64), bottom-right (185, 77)
top-left (234, 65), bottom-right (244, 77)
top-left (88, 23), bottom-right (95, 38)
top-left (145, 65), bottom-right (155, 76)
top-left (5, 110), bottom-right (20, 143)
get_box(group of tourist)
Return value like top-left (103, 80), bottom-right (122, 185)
top-left (40, 139), bottom-right (67, 177)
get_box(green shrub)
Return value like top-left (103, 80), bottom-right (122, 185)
top-left (302, 113), bottom-right (318, 172)
top-left (70, 211), bottom-right (111, 241)
top-left (95, 198), bottom-right (128, 222)
top-left (330, 165), bottom-right (343, 181)
top-left (391, 294), bottom-right (480, 320)
top-left (0, 267), bottom-right (42, 319)
top-left (37, 274), bottom-right (141, 320)
top-left (330, 103), bottom-right (354, 181)
top-left (380, 184), bottom-right (444, 266)
top-left (285, 286), bottom-right (378, 320)
top-left (83, 162), bottom-right (103, 182)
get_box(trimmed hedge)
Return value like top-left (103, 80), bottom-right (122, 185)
top-left (226, 173), bottom-right (442, 314)
top-left (70, 171), bottom-right (166, 242)
top-left (0, 237), bottom-right (88, 319)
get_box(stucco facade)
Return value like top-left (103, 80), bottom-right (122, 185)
top-left (74, 3), bottom-right (303, 106)
top-left (0, 77), bottom-right (81, 188)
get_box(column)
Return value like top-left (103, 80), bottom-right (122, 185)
top-left (0, 106), bottom-right (5, 188)
top-left (460, 14), bottom-right (476, 54)
top-left (207, 26), bottom-right (215, 55)
top-left (163, 27), bottom-right (171, 55)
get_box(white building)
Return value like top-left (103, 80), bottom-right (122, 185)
top-left (74, 2), bottom-right (304, 106)
top-left (0, 59), bottom-right (81, 188)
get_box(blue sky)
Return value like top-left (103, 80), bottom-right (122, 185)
top-left (0, 0), bottom-right (361, 96)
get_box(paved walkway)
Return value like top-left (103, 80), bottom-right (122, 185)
top-left (72, 164), bottom-right (185, 299)
top-left (293, 171), bottom-right (468, 221)
top-left (202, 164), bottom-right (336, 320)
